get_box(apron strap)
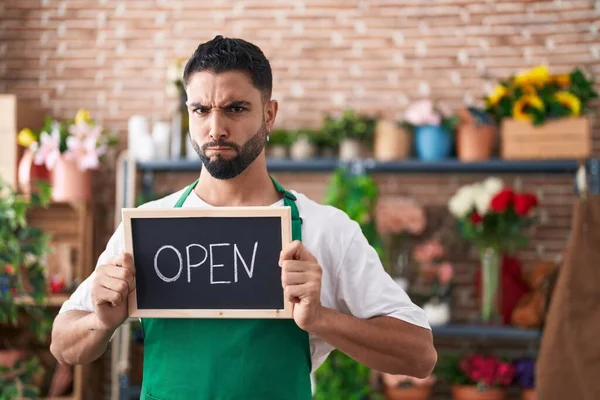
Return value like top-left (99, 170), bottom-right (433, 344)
top-left (175, 177), bottom-right (302, 241)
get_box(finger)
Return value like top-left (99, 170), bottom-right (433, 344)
top-left (284, 283), bottom-right (316, 303)
top-left (94, 286), bottom-right (123, 307)
top-left (281, 260), bottom-right (310, 273)
top-left (104, 266), bottom-right (135, 293)
top-left (109, 253), bottom-right (135, 273)
top-left (279, 241), bottom-right (316, 264)
top-left (282, 271), bottom-right (310, 287)
top-left (97, 275), bottom-right (129, 300)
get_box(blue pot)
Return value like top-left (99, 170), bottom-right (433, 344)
top-left (414, 125), bottom-right (453, 161)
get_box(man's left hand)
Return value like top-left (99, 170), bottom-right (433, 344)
top-left (279, 240), bottom-right (324, 331)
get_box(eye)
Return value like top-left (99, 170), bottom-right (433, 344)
top-left (193, 106), bottom-right (210, 115)
top-left (228, 106), bottom-right (246, 113)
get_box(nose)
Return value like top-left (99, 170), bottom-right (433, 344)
top-left (208, 109), bottom-right (228, 142)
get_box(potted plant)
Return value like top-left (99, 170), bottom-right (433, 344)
top-left (322, 109), bottom-right (376, 161)
top-left (304, 128), bottom-right (338, 157)
top-left (267, 129), bottom-right (294, 159)
top-left (447, 177), bottom-right (539, 324)
top-left (484, 65), bottom-right (598, 160)
top-left (513, 358), bottom-right (536, 400)
top-left (402, 99), bottom-right (459, 161)
top-left (436, 353), bottom-right (515, 400)
top-left (1, 176), bottom-right (53, 398)
top-left (376, 372), bottom-right (436, 400)
top-left (410, 238), bottom-right (454, 326)
top-left (18, 109), bottom-right (119, 202)
top-left (289, 128), bottom-right (318, 160)
top-left (455, 107), bottom-right (497, 162)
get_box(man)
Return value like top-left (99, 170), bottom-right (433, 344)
top-left (50, 35), bottom-right (436, 399)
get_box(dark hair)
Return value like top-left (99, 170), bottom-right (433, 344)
top-left (183, 35), bottom-right (272, 101)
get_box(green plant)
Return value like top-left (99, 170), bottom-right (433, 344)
top-left (484, 65), bottom-right (598, 126)
top-left (297, 128), bottom-right (338, 152)
top-left (0, 356), bottom-right (42, 400)
top-left (321, 109), bottom-right (376, 145)
top-left (268, 129), bottom-right (295, 148)
top-left (314, 167), bottom-right (385, 399)
top-left (0, 176), bottom-right (54, 342)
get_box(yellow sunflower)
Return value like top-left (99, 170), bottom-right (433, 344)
top-left (513, 95), bottom-right (544, 121)
top-left (552, 73), bottom-right (570, 87)
top-left (554, 91), bottom-right (581, 116)
top-left (514, 65), bottom-right (550, 88)
top-left (17, 128), bottom-right (36, 148)
top-left (487, 85), bottom-right (508, 106)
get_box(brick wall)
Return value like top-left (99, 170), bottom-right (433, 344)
top-left (1, 0), bottom-right (599, 320)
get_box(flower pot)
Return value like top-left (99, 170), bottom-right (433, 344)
top-left (423, 299), bottom-right (450, 326)
top-left (414, 125), bottom-right (452, 161)
top-left (456, 124), bottom-right (496, 161)
top-left (50, 156), bottom-right (91, 202)
top-left (0, 349), bottom-right (27, 368)
top-left (17, 149), bottom-right (51, 196)
top-left (339, 138), bottom-right (363, 161)
top-left (268, 144), bottom-right (288, 159)
top-left (452, 385), bottom-right (507, 400)
top-left (384, 385), bottom-right (432, 400)
top-left (521, 388), bottom-right (537, 400)
top-left (290, 135), bottom-right (316, 160)
top-left (374, 120), bottom-right (411, 161)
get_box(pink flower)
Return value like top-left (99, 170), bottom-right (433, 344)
top-left (376, 197), bottom-right (426, 236)
top-left (404, 99), bottom-right (441, 126)
top-left (413, 239), bottom-right (445, 263)
top-left (64, 121), bottom-right (106, 171)
top-left (437, 262), bottom-right (454, 285)
top-left (32, 127), bottom-right (61, 170)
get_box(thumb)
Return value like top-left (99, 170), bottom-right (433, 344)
top-left (279, 240), bottom-right (316, 264)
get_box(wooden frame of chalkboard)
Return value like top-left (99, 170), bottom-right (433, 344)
top-left (121, 207), bottom-right (293, 319)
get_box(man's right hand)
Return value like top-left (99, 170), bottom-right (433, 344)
top-left (90, 253), bottom-right (136, 331)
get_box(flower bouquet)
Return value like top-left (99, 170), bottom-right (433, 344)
top-left (411, 238), bottom-right (454, 326)
top-left (17, 109), bottom-right (118, 201)
top-left (484, 65), bottom-right (598, 159)
top-left (402, 99), bottom-right (459, 161)
top-left (448, 177), bottom-right (538, 323)
top-left (436, 353), bottom-right (515, 400)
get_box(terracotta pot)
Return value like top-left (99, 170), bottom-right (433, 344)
top-left (452, 385), bottom-right (507, 400)
top-left (50, 156), bottom-right (91, 202)
top-left (521, 389), bottom-right (537, 400)
top-left (456, 124), bottom-right (496, 161)
top-left (384, 385), bottom-right (432, 400)
top-left (17, 149), bottom-right (51, 195)
top-left (374, 119), bottom-right (411, 161)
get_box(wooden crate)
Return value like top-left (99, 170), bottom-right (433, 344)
top-left (500, 117), bottom-right (592, 160)
top-left (0, 95), bottom-right (45, 188)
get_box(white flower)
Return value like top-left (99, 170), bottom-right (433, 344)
top-left (474, 185), bottom-right (494, 215)
top-left (448, 185), bottom-right (477, 218)
top-left (483, 177), bottom-right (504, 197)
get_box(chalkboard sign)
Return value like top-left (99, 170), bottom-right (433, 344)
top-left (121, 207), bottom-right (293, 319)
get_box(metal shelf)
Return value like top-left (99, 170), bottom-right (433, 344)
top-left (432, 324), bottom-right (541, 340)
top-left (136, 157), bottom-right (581, 174)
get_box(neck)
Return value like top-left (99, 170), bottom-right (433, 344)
top-left (194, 155), bottom-right (281, 207)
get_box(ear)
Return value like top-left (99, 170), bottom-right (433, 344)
top-left (264, 99), bottom-right (278, 133)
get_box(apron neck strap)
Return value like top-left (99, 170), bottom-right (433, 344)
top-left (174, 177), bottom-right (302, 241)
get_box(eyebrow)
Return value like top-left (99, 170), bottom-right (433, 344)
top-left (187, 100), bottom-right (252, 109)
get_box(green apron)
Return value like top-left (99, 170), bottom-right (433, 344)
top-left (139, 178), bottom-right (312, 400)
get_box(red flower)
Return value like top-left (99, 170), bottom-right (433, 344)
top-left (497, 363), bottom-right (516, 386)
top-left (513, 193), bottom-right (538, 216)
top-left (490, 188), bottom-right (514, 213)
top-left (470, 211), bottom-right (482, 224)
top-left (4, 264), bottom-right (14, 275)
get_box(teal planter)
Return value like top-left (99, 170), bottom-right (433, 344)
top-left (414, 125), bottom-right (452, 161)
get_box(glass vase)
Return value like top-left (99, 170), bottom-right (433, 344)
top-left (480, 247), bottom-right (502, 324)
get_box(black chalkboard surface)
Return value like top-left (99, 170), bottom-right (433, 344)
top-left (121, 207), bottom-right (293, 318)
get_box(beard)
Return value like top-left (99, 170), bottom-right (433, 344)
top-left (191, 123), bottom-right (267, 180)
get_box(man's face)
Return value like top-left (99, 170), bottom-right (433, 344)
top-left (186, 70), bottom-right (277, 180)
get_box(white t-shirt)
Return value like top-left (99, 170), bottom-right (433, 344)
top-left (59, 187), bottom-right (430, 372)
